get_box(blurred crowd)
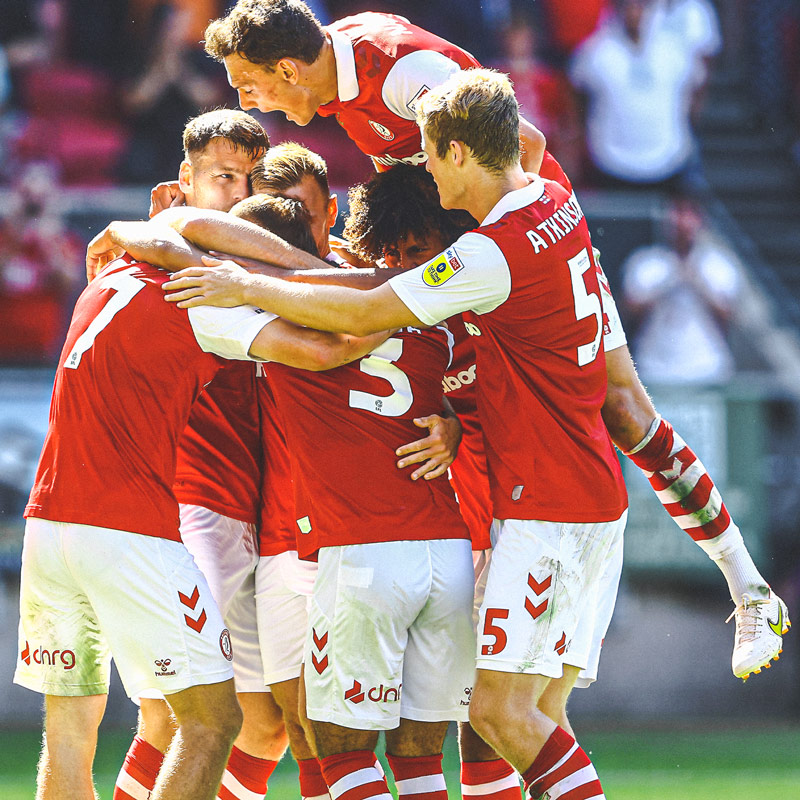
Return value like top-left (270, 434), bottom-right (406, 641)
top-left (0, 0), bottom-right (797, 366)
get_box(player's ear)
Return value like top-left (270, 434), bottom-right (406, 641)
top-left (327, 193), bottom-right (338, 228)
top-left (277, 58), bottom-right (300, 85)
top-left (449, 140), bottom-right (466, 166)
top-left (178, 160), bottom-right (193, 193)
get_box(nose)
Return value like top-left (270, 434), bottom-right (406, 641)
top-left (237, 90), bottom-right (257, 111)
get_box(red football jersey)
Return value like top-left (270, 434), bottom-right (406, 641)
top-left (390, 178), bottom-right (628, 523)
top-left (174, 361), bottom-right (262, 524)
top-left (26, 259), bottom-right (223, 540)
top-left (256, 365), bottom-right (297, 557)
top-left (265, 326), bottom-right (469, 559)
top-left (441, 315), bottom-right (492, 550)
top-left (320, 13), bottom-right (480, 170)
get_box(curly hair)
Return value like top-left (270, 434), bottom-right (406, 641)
top-left (204, 0), bottom-right (325, 69)
top-left (343, 165), bottom-right (475, 263)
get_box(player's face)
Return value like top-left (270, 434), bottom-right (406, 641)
top-left (275, 174), bottom-right (337, 258)
top-left (225, 53), bottom-right (319, 126)
top-left (383, 232), bottom-right (445, 271)
top-left (422, 131), bottom-right (461, 210)
top-left (181, 139), bottom-right (258, 212)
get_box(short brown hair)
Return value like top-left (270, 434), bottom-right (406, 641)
top-left (251, 141), bottom-right (330, 198)
top-left (204, 0), bottom-right (325, 69)
top-left (182, 109), bottom-right (270, 161)
top-left (417, 68), bottom-right (519, 175)
top-left (230, 194), bottom-right (318, 256)
top-left (343, 165), bottom-right (475, 263)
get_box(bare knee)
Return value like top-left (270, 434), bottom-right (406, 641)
top-left (138, 699), bottom-right (178, 753)
top-left (168, 681), bottom-right (243, 747)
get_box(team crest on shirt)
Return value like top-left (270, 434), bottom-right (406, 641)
top-left (422, 248), bottom-right (464, 287)
top-left (219, 629), bottom-right (233, 661)
top-left (368, 120), bottom-right (395, 140)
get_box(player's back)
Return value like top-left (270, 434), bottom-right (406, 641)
top-left (265, 325), bottom-right (468, 558)
top-left (26, 257), bottom-right (222, 541)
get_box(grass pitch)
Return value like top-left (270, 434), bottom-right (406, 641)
top-left (1, 724), bottom-right (798, 799)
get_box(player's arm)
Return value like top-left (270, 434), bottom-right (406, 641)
top-left (396, 396), bottom-right (462, 481)
top-left (204, 252), bottom-right (401, 288)
top-left (519, 115), bottom-right (546, 174)
top-left (86, 220), bottom-right (203, 281)
top-left (155, 206), bottom-right (328, 272)
top-left (165, 257), bottom-right (421, 334)
top-left (249, 318), bottom-right (392, 371)
top-left (86, 221), bottom-right (204, 280)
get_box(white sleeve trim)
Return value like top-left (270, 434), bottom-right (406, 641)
top-left (188, 305), bottom-right (278, 361)
top-left (382, 50), bottom-right (463, 119)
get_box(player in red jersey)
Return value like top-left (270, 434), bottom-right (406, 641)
top-left (93, 193), bottom-right (475, 800)
top-left (88, 110), bottom-right (292, 800)
top-left (11, 239), bottom-right (320, 799)
top-left (163, 67), bottom-right (629, 800)
top-left (203, 0), bottom-right (545, 174)
top-left (178, 2), bottom-right (790, 678)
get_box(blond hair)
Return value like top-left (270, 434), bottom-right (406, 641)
top-left (417, 68), bottom-right (519, 175)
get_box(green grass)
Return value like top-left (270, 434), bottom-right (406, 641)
top-left (2, 724), bottom-right (799, 799)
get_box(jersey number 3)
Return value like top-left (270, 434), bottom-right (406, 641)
top-left (65, 268), bottom-right (146, 370)
top-left (567, 248), bottom-right (602, 367)
top-left (348, 337), bottom-right (413, 417)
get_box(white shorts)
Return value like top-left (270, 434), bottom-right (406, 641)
top-left (14, 518), bottom-right (233, 699)
top-left (304, 539), bottom-right (476, 730)
top-left (476, 512), bottom-right (627, 680)
top-left (255, 550), bottom-right (317, 685)
top-left (177, 505), bottom-right (264, 694)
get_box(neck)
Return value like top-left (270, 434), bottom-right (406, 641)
top-left (466, 164), bottom-right (529, 222)
top-left (315, 37), bottom-right (339, 104)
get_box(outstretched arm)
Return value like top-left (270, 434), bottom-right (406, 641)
top-left (249, 317), bottom-right (391, 371)
top-left (164, 257), bottom-right (421, 335)
top-left (86, 221), bottom-right (204, 281)
top-left (155, 206), bottom-right (329, 272)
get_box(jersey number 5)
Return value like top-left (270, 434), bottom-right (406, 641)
top-left (348, 337), bottom-right (413, 417)
top-left (65, 268), bottom-right (146, 370)
top-left (567, 248), bottom-right (602, 367)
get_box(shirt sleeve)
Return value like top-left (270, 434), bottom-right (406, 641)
top-left (388, 232), bottom-right (511, 325)
top-left (382, 50), bottom-right (464, 119)
top-left (188, 305), bottom-right (278, 361)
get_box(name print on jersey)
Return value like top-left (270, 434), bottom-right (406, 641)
top-left (525, 191), bottom-right (585, 253)
top-left (423, 248), bottom-right (464, 286)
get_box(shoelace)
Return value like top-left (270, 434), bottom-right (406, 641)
top-left (725, 596), bottom-right (768, 643)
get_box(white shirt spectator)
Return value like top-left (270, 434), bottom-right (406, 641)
top-left (570, 12), bottom-right (702, 183)
top-left (622, 233), bottom-right (741, 384)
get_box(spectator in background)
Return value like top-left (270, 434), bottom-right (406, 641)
top-left (0, 162), bottom-right (83, 364)
top-left (569, 0), bottom-right (710, 193)
top-left (119, 2), bottom-right (226, 184)
top-left (539, 0), bottom-right (609, 63)
top-left (621, 196), bottom-right (741, 384)
top-left (493, 16), bottom-right (582, 181)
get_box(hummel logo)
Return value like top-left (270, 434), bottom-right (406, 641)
top-left (768, 604), bottom-right (784, 636)
top-left (344, 680), bottom-right (365, 704)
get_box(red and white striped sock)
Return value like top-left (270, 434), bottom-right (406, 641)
top-left (298, 757), bottom-right (330, 800)
top-left (114, 735), bottom-right (164, 800)
top-left (217, 746), bottom-right (277, 800)
top-left (386, 753), bottom-right (448, 800)
top-left (320, 750), bottom-right (393, 800)
top-left (521, 727), bottom-right (603, 800)
top-left (625, 416), bottom-right (767, 601)
top-left (461, 759), bottom-right (522, 800)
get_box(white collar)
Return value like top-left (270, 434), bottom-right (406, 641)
top-left (480, 176), bottom-right (546, 226)
top-left (327, 29), bottom-right (359, 103)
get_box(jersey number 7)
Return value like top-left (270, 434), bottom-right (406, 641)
top-left (65, 268), bottom-right (146, 370)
